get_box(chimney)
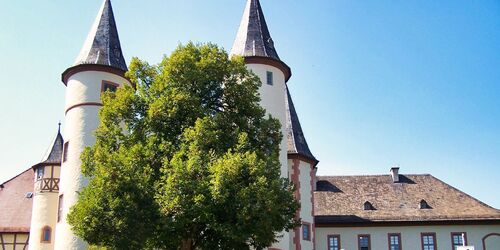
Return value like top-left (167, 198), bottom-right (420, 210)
top-left (390, 167), bottom-right (400, 183)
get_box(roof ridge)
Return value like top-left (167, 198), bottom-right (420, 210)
top-left (0, 168), bottom-right (32, 186)
top-left (429, 175), bottom-right (500, 212)
top-left (317, 174), bottom-right (431, 178)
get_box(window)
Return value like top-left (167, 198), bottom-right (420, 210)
top-left (36, 167), bottom-right (44, 180)
top-left (364, 201), bottom-right (375, 211)
top-left (388, 233), bottom-right (401, 250)
top-left (41, 226), bottom-right (51, 243)
top-left (266, 71), bottom-right (273, 85)
top-left (421, 233), bottom-right (437, 250)
top-left (451, 232), bottom-right (467, 249)
top-left (101, 81), bottom-right (119, 93)
top-left (420, 199), bottom-right (431, 209)
top-left (63, 141), bottom-right (69, 162)
top-left (358, 235), bottom-right (371, 250)
top-left (58, 194), bottom-right (64, 222)
top-left (302, 223), bottom-right (311, 241)
top-left (328, 235), bottom-right (341, 250)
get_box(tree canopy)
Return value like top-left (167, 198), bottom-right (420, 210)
top-left (67, 43), bottom-right (299, 250)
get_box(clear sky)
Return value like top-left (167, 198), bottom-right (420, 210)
top-left (1, 0), bottom-right (499, 208)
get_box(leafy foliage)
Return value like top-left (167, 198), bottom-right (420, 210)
top-left (67, 43), bottom-right (299, 250)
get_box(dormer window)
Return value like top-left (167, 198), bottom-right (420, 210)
top-left (419, 199), bottom-right (431, 209)
top-left (364, 201), bottom-right (375, 211)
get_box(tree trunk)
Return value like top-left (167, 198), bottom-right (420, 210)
top-left (180, 239), bottom-right (193, 250)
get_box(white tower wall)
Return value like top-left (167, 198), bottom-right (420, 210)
top-left (55, 70), bottom-right (129, 250)
top-left (29, 166), bottom-right (60, 250)
top-left (245, 63), bottom-right (291, 250)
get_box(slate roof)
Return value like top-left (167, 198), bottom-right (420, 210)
top-left (32, 128), bottom-right (63, 169)
top-left (286, 87), bottom-right (318, 165)
top-left (315, 174), bottom-right (500, 224)
top-left (230, 0), bottom-right (281, 61)
top-left (0, 169), bottom-right (34, 233)
top-left (73, 0), bottom-right (127, 72)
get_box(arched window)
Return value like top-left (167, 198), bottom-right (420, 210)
top-left (41, 226), bottom-right (51, 243)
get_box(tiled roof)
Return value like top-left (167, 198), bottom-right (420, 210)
top-left (230, 0), bottom-right (281, 61)
top-left (286, 87), bottom-right (318, 165)
top-left (33, 128), bottom-right (63, 168)
top-left (73, 0), bottom-right (127, 72)
top-left (315, 174), bottom-right (500, 224)
top-left (0, 169), bottom-right (34, 233)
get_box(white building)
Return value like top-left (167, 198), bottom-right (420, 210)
top-left (0, 0), bottom-right (499, 250)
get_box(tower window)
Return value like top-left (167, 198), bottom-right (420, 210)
top-left (63, 141), bottom-right (69, 162)
top-left (102, 81), bottom-right (119, 93)
top-left (266, 71), bottom-right (273, 85)
top-left (36, 167), bottom-right (44, 180)
top-left (41, 226), bottom-right (51, 243)
top-left (302, 223), bottom-right (311, 241)
top-left (58, 194), bottom-right (64, 222)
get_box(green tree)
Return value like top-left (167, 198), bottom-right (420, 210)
top-left (67, 43), bottom-right (299, 250)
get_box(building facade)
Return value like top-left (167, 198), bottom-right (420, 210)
top-left (0, 0), bottom-right (499, 250)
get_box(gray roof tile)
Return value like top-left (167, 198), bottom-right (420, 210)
top-left (73, 0), bottom-right (127, 72)
top-left (231, 0), bottom-right (281, 61)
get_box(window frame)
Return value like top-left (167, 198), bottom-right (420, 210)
top-left (327, 234), bottom-right (341, 250)
top-left (63, 141), bottom-right (69, 163)
top-left (421, 232), bottom-right (437, 250)
top-left (41, 226), bottom-right (51, 243)
top-left (358, 234), bottom-right (371, 250)
top-left (101, 81), bottom-right (119, 93)
top-left (302, 222), bottom-right (311, 241)
top-left (266, 71), bottom-right (273, 85)
top-left (451, 232), bottom-right (467, 249)
top-left (388, 233), bottom-right (402, 250)
top-left (36, 167), bottom-right (44, 180)
top-left (57, 194), bottom-right (64, 223)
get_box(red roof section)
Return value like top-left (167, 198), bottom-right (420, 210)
top-left (0, 168), bottom-right (34, 233)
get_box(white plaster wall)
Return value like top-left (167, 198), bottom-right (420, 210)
top-left (65, 71), bottom-right (128, 109)
top-left (316, 225), bottom-right (500, 250)
top-left (29, 180), bottom-right (59, 250)
top-left (299, 161), bottom-right (314, 250)
top-left (246, 64), bottom-right (289, 250)
top-left (55, 71), bottom-right (129, 250)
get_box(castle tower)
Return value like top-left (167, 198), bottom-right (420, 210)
top-left (55, 0), bottom-right (130, 249)
top-left (29, 125), bottom-right (64, 250)
top-left (286, 88), bottom-right (318, 250)
top-left (231, 1), bottom-right (317, 250)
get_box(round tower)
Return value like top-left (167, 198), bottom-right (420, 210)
top-left (231, 1), bottom-right (294, 249)
top-left (231, 1), bottom-right (318, 250)
top-left (54, 0), bottom-right (131, 249)
top-left (29, 125), bottom-right (64, 250)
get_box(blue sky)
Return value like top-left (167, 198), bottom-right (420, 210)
top-left (0, 0), bottom-right (499, 208)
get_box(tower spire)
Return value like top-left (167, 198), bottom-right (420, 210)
top-left (73, 0), bottom-right (127, 72)
top-left (231, 0), bottom-right (291, 81)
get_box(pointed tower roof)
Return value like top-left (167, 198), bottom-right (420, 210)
top-left (231, 0), bottom-right (292, 81)
top-left (32, 125), bottom-right (64, 169)
top-left (63, 0), bottom-right (128, 84)
top-left (286, 87), bottom-right (318, 166)
top-left (74, 0), bottom-right (127, 71)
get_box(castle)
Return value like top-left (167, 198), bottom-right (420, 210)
top-left (1, 1), bottom-right (499, 250)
